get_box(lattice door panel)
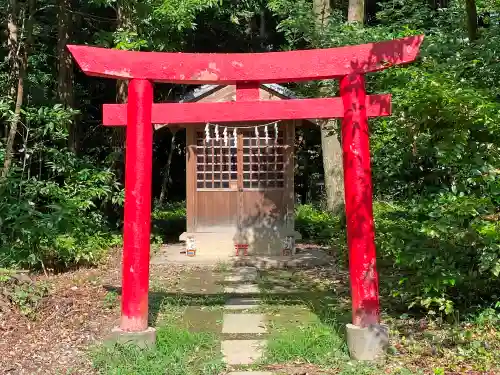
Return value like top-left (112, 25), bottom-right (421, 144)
top-left (241, 128), bottom-right (285, 189)
top-left (196, 131), bottom-right (237, 189)
top-left (195, 127), bottom-right (285, 190)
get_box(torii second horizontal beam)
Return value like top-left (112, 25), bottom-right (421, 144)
top-left (103, 95), bottom-right (391, 126)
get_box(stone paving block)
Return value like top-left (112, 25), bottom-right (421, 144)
top-left (224, 283), bottom-right (260, 294)
top-left (225, 297), bottom-right (260, 310)
top-left (226, 274), bottom-right (256, 283)
top-left (222, 313), bottom-right (266, 334)
top-left (236, 266), bottom-right (258, 278)
top-left (221, 340), bottom-right (266, 365)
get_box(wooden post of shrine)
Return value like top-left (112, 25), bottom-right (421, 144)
top-left (112, 78), bottom-right (156, 346)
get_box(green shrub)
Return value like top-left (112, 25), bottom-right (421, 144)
top-left (374, 198), bottom-right (500, 315)
top-left (0, 269), bottom-right (48, 318)
top-left (295, 200), bottom-right (500, 315)
top-left (295, 204), bottom-right (342, 244)
top-left (0, 153), bottom-right (122, 269)
top-left (152, 201), bottom-right (186, 242)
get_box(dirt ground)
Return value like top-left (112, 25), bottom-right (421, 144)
top-left (0, 250), bottom-right (189, 375)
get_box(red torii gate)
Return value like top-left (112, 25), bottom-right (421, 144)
top-left (68, 35), bottom-right (423, 357)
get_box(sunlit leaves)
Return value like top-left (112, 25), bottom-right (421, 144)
top-left (153, 0), bottom-right (221, 31)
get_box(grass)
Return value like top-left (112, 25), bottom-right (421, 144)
top-left (213, 260), bottom-right (231, 273)
top-left (92, 325), bottom-right (224, 375)
top-left (256, 268), bottom-right (499, 375)
top-left (262, 307), bottom-right (426, 375)
top-left (264, 307), bottom-right (346, 365)
top-left (257, 269), bottom-right (383, 374)
top-left (93, 265), bottom-right (227, 375)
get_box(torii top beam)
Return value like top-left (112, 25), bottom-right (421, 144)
top-left (67, 35), bottom-right (423, 84)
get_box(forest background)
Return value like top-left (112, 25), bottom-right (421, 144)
top-left (0, 0), bottom-right (499, 318)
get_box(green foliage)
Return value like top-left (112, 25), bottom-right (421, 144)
top-left (7, 281), bottom-right (48, 318)
top-left (268, 0), bottom-right (318, 46)
top-left (295, 200), bottom-right (500, 315)
top-left (152, 0), bottom-right (222, 31)
top-left (151, 201), bottom-right (186, 242)
top-left (102, 290), bottom-right (119, 309)
top-left (373, 201), bottom-right (499, 314)
top-left (0, 152), bottom-right (122, 269)
top-left (0, 272), bottom-right (48, 318)
top-left (295, 204), bottom-right (343, 244)
top-left (93, 0), bottom-right (225, 51)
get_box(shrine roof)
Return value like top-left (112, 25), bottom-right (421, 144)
top-left (179, 83), bottom-right (298, 103)
top-left (175, 84), bottom-right (318, 127)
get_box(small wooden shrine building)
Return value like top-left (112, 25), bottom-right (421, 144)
top-left (170, 84), bottom-right (311, 255)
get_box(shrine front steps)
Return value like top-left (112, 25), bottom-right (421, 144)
top-left (178, 230), bottom-right (303, 257)
top-left (151, 242), bottom-right (333, 269)
top-left (231, 250), bottom-right (332, 269)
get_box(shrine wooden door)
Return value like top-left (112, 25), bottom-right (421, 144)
top-left (237, 125), bottom-right (293, 237)
top-left (189, 122), bottom-right (294, 237)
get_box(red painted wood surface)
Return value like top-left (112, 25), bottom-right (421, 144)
top-left (67, 35), bottom-right (423, 84)
top-left (102, 95), bottom-right (391, 126)
top-left (340, 73), bottom-right (380, 327)
top-left (121, 79), bottom-right (153, 332)
top-left (236, 82), bottom-right (260, 101)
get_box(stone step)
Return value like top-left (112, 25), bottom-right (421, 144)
top-left (222, 313), bottom-right (266, 334)
top-left (221, 339), bottom-right (266, 365)
top-left (224, 297), bottom-right (260, 310)
top-left (224, 283), bottom-right (260, 294)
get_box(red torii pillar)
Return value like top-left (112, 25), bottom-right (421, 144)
top-left (121, 79), bottom-right (153, 333)
top-left (68, 35), bottom-right (423, 358)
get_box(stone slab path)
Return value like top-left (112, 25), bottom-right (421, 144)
top-left (221, 267), bottom-right (272, 373)
top-left (223, 313), bottom-right (266, 334)
top-left (225, 296), bottom-right (260, 310)
top-left (224, 283), bottom-right (260, 294)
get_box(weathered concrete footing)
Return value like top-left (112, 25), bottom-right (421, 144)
top-left (346, 323), bottom-right (389, 361)
top-left (110, 327), bottom-right (156, 348)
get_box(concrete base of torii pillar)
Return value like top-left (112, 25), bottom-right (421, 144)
top-left (110, 327), bottom-right (157, 349)
top-left (346, 323), bottom-right (389, 361)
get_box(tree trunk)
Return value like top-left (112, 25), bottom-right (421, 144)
top-left (7, 0), bottom-right (19, 99)
top-left (159, 129), bottom-right (177, 205)
top-left (112, 0), bottom-right (134, 177)
top-left (114, 78), bottom-right (127, 152)
top-left (313, 0), bottom-right (344, 212)
top-left (2, 0), bottom-right (35, 179)
top-left (348, 0), bottom-right (365, 23)
top-left (259, 10), bottom-right (265, 38)
top-left (313, 0), bottom-right (330, 29)
top-left (6, 0), bottom-right (19, 140)
top-left (57, 0), bottom-right (76, 152)
top-left (465, 0), bottom-right (478, 41)
top-left (3, 69), bottom-right (24, 179)
top-left (259, 9), bottom-right (266, 50)
top-left (320, 120), bottom-right (344, 212)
